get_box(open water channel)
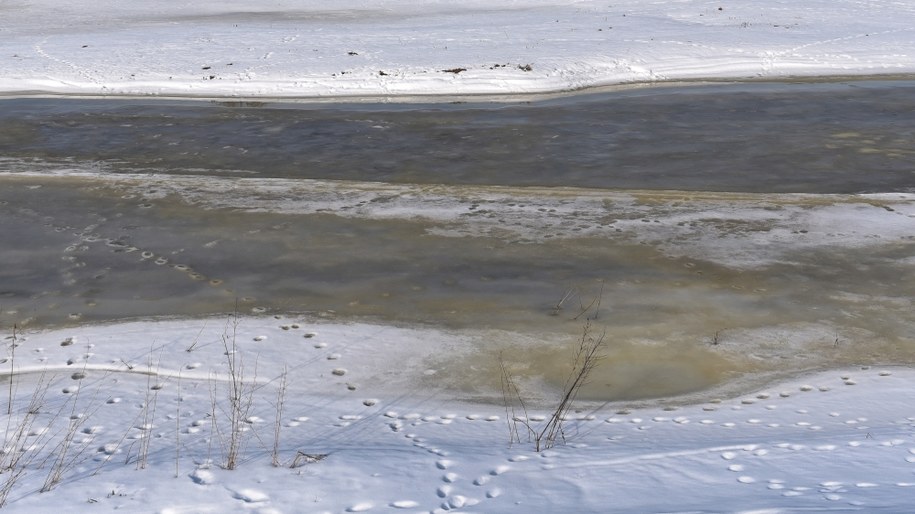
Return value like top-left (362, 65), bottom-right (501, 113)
top-left (1, 80), bottom-right (913, 402)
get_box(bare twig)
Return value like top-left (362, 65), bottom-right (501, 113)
top-left (551, 288), bottom-right (576, 316)
top-left (213, 307), bottom-right (257, 470)
top-left (175, 370), bottom-right (182, 478)
top-left (186, 322), bottom-right (208, 353)
top-left (572, 282), bottom-right (604, 321)
top-left (136, 351), bottom-right (161, 470)
top-left (41, 369), bottom-right (98, 492)
top-left (272, 366), bottom-right (288, 467)
top-left (499, 353), bottom-right (534, 446)
top-left (499, 316), bottom-right (606, 452)
top-left (7, 323), bottom-right (20, 415)
top-left (0, 373), bottom-right (52, 506)
top-left (536, 320), bottom-right (605, 451)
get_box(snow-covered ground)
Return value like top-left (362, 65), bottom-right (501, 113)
top-left (3, 1), bottom-right (915, 513)
top-left (3, 317), bottom-right (915, 513)
top-left (2, 0), bottom-right (915, 99)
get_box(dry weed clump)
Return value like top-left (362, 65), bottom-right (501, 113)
top-left (501, 318), bottom-right (606, 452)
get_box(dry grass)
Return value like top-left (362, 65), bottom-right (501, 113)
top-left (501, 319), bottom-right (606, 452)
top-left (536, 319), bottom-right (605, 451)
top-left (271, 366), bottom-right (288, 467)
top-left (211, 312), bottom-right (257, 470)
top-left (1, 373), bottom-right (51, 506)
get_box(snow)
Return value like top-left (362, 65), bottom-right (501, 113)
top-left (3, 1), bottom-right (915, 512)
top-left (2, 0), bottom-right (915, 100)
top-left (2, 317), bottom-right (915, 513)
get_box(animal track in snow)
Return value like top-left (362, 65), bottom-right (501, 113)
top-left (189, 468), bottom-right (214, 485)
top-left (345, 501), bottom-right (373, 512)
top-left (490, 464), bottom-right (510, 475)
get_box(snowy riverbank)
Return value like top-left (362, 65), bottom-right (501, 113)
top-left (3, 0), bottom-right (915, 100)
top-left (2, 317), bottom-right (915, 513)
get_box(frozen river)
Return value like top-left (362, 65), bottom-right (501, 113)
top-left (1, 80), bottom-right (913, 401)
top-left (3, 80), bottom-right (915, 192)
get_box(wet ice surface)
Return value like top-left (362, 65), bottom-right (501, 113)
top-left (2, 172), bottom-right (912, 401)
top-left (1, 82), bottom-right (914, 401)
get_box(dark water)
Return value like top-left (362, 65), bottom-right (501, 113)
top-left (1, 80), bottom-right (914, 402)
top-left (2, 80), bottom-right (914, 193)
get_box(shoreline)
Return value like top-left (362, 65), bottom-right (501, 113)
top-left (5, 313), bottom-right (912, 410)
top-left (5, 308), bottom-right (913, 512)
top-left (3, 73), bottom-right (915, 105)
